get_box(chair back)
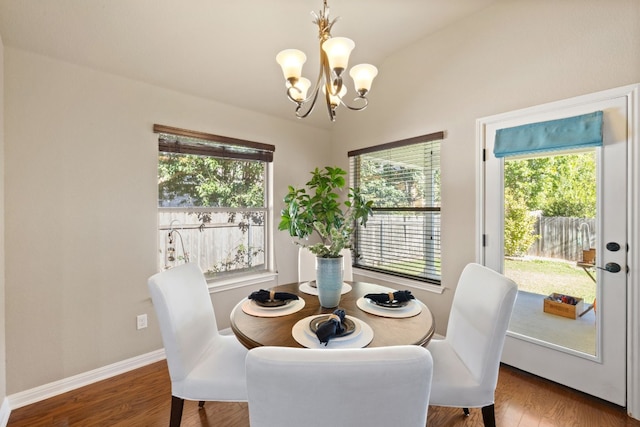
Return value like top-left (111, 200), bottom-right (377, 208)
top-left (341, 248), bottom-right (353, 281)
top-left (297, 247), bottom-right (353, 282)
top-left (446, 263), bottom-right (517, 386)
top-left (246, 345), bottom-right (433, 427)
top-left (148, 263), bottom-right (219, 382)
top-left (297, 247), bottom-right (317, 282)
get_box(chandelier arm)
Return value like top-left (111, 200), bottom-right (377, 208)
top-left (284, 41), bottom-right (325, 106)
top-left (327, 76), bottom-right (343, 96)
top-left (304, 51), bottom-right (327, 104)
top-left (285, 86), bottom-right (303, 103)
top-left (320, 45), bottom-right (335, 91)
top-left (318, 38), bottom-right (338, 120)
top-left (294, 86), bottom-right (321, 119)
top-left (292, 51), bottom-right (326, 118)
top-left (340, 96), bottom-right (369, 111)
top-left (324, 83), bottom-right (336, 121)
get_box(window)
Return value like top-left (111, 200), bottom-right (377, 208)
top-left (349, 132), bottom-right (444, 284)
top-left (154, 124), bottom-right (275, 280)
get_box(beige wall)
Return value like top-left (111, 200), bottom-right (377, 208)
top-left (0, 33), bottom-right (7, 403)
top-left (332, 0), bottom-right (640, 334)
top-left (3, 48), bottom-right (331, 394)
top-left (2, 0), bottom-right (640, 399)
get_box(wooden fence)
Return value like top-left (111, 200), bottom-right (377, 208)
top-left (158, 211), bottom-right (265, 275)
top-left (526, 216), bottom-right (596, 261)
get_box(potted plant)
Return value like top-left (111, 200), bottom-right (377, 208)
top-left (279, 166), bottom-right (373, 307)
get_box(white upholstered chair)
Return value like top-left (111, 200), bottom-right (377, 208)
top-left (341, 248), bottom-right (354, 281)
top-left (297, 246), bottom-right (353, 282)
top-left (427, 263), bottom-right (518, 427)
top-left (148, 263), bottom-right (248, 427)
top-left (246, 345), bottom-right (433, 427)
top-left (297, 246), bottom-right (317, 282)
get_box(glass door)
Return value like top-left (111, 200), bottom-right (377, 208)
top-left (503, 150), bottom-right (597, 355)
top-left (480, 93), bottom-right (628, 405)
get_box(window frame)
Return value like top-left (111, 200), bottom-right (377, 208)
top-left (348, 131), bottom-right (444, 285)
top-left (154, 124), bottom-right (275, 283)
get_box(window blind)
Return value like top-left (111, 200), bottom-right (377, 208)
top-left (349, 131), bottom-right (444, 284)
top-left (494, 111), bottom-right (603, 158)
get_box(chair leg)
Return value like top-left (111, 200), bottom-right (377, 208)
top-left (170, 396), bottom-right (185, 427)
top-left (198, 401), bottom-right (205, 409)
top-left (463, 407), bottom-right (470, 416)
top-left (481, 404), bottom-right (496, 427)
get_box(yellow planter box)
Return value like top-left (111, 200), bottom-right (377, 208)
top-left (543, 293), bottom-right (584, 319)
top-left (582, 248), bottom-right (596, 264)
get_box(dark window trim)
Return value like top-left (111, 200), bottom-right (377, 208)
top-left (348, 131), bottom-right (445, 157)
top-left (355, 265), bottom-right (442, 286)
top-left (154, 124), bottom-right (275, 162)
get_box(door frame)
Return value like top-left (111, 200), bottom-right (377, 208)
top-left (475, 83), bottom-right (640, 419)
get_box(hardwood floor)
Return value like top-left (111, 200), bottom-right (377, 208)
top-left (8, 360), bottom-right (640, 426)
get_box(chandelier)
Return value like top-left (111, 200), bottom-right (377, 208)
top-left (276, 0), bottom-right (378, 122)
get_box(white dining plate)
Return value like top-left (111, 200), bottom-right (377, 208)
top-left (292, 314), bottom-right (373, 349)
top-left (370, 299), bottom-right (411, 309)
top-left (241, 298), bottom-right (305, 317)
top-left (305, 315), bottom-right (362, 343)
top-left (253, 298), bottom-right (289, 307)
top-left (252, 299), bottom-right (296, 310)
top-left (356, 297), bottom-right (423, 318)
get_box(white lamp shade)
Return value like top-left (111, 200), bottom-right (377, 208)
top-left (322, 37), bottom-right (355, 72)
top-left (349, 63), bottom-right (378, 93)
top-left (290, 77), bottom-right (311, 101)
top-left (276, 49), bottom-right (307, 81)
top-left (323, 83), bottom-right (347, 107)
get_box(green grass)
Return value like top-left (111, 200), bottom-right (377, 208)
top-left (505, 258), bottom-right (596, 303)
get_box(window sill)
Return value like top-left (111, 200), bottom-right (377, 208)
top-left (207, 271), bottom-right (278, 293)
top-left (353, 268), bottom-right (445, 294)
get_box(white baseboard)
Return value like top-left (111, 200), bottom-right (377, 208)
top-left (0, 397), bottom-right (10, 427)
top-left (8, 349), bottom-right (166, 411)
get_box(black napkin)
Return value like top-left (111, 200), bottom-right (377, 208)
top-left (315, 309), bottom-right (346, 346)
top-left (248, 289), bottom-right (299, 303)
top-left (364, 290), bottom-right (415, 303)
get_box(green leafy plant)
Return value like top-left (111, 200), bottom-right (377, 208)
top-left (504, 152), bottom-right (596, 218)
top-left (278, 166), bottom-right (373, 258)
top-left (504, 189), bottom-right (540, 257)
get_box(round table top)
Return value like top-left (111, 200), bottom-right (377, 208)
top-left (230, 281), bottom-right (435, 349)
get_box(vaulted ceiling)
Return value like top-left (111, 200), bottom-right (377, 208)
top-left (0, 0), bottom-right (498, 129)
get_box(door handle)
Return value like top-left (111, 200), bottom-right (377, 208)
top-left (597, 262), bottom-right (622, 273)
top-left (606, 242), bottom-right (621, 252)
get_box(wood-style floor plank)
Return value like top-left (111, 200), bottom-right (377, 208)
top-left (8, 361), bottom-right (640, 426)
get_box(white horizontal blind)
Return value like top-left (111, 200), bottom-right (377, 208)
top-left (349, 132), bottom-right (443, 283)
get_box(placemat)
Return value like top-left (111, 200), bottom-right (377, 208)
top-left (298, 281), bottom-right (352, 296)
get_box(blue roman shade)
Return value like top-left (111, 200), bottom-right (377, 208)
top-left (494, 111), bottom-right (603, 158)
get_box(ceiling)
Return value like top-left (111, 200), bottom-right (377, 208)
top-left (0, 0), bottom-right (498, 129)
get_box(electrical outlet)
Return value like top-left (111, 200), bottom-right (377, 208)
top-left (137, 314), bottom-right (148, 330)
